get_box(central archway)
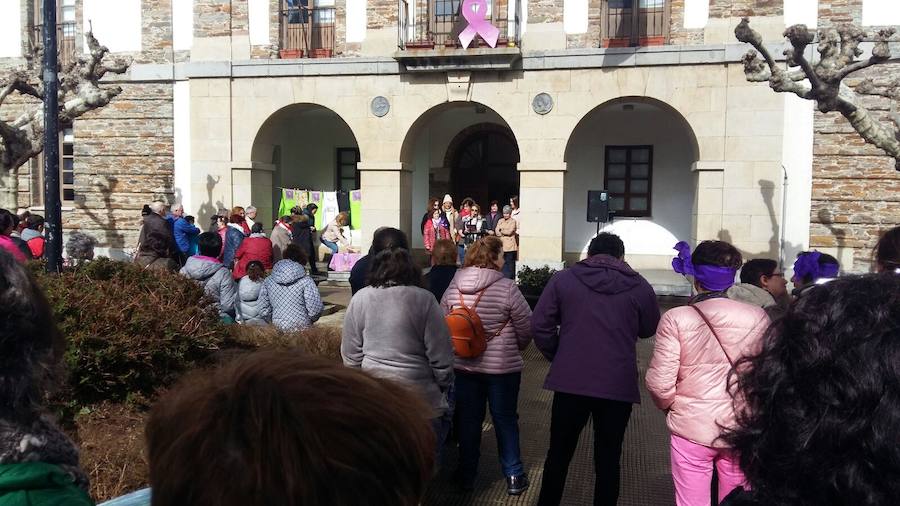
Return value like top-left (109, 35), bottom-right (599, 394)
top-left (400, 102), bottom-right (520, 249)
top-left (445, 123), bottom-right (520, 210)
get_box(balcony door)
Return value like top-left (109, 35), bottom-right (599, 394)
top-left (602, 0), bottom-right (669, 47)
top-left (32, 0), bottom-right (76, 65)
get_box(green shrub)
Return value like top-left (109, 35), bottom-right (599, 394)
top-left (517, 265), bottom-right (557, 294)
top-left (30, 258), bottom-right (229, 407)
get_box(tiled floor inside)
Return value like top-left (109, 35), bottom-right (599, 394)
top-left (423, 301), bottom-right (683, 506)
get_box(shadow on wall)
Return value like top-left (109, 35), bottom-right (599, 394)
top-left (716, 178), bottom-right (802, 273)
top-left (195, 175), bottom-right (225, 229)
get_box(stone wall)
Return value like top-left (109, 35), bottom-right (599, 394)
top-left (809, 62), bottom-right (899, 272)
top-left (566, 0), bottom-right (601, 49)
top-left (65, 82), bottom-right (174, 250)
top-left (368, 0), bottom-right (397, 29)
top-left (195, 0), bottom-right (233, 37)
top-left (529, 0), bottom-right (564, 23)
top-left (139, 0), bottom-right (174, 64)
top-left (708, 0), bottom-right (782, 18)
top-left (668, 0), bottom-right (704, 45)
top-left (817, 0), bottom-right (862, 27)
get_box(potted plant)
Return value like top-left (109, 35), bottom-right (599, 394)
top-left (310, 48), bottom-right (333, 58)
top-left (517, 265), bottom-right (557, 310)
top-left (279, 48), bottom-right (303, 58)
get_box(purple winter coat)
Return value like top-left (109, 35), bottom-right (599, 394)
top-left (531, 254), bottom-right (660, 404)
top-left (441, 267), bottom-right (533, 375)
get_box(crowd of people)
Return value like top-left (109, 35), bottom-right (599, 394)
top-left (422, 195), bottom-right (521, 279)
top-left (0, 196), bottom-right (898, 505)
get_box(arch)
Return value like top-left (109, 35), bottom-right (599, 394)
top-left (251, 103), bottom-right (362, 224)
top-left (443, 122), bottom-right (521, 169)
top-left (251, 103), bottom-right (361, 166)
top-left (399, 101), bottom-right (520, 166)
top-left (564, 96), bottom-right (700, 163)
top-left (562, 95), bottom-right (700, 268)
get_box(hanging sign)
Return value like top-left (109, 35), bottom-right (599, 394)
top-left (458, 0), bottom-right (500, 49)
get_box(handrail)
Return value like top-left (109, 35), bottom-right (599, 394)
top-left (30, 21), bottom-right (77, 67)
top-left (398, 0), bottom-right (521, 49)
top-left (279, 6), bottom-right (336, 57)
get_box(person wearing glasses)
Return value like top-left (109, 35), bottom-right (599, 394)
top-left (726, 259), bottom-right (789, 319)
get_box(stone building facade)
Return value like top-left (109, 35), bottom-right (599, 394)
top-left (0, 0), bottom-right (897, 285)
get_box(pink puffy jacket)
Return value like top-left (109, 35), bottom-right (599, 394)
top-left (441, 267), bottom-right (533, 374)
top-left (645, 297), bottom-right (769, 447)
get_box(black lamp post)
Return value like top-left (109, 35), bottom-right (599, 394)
top-left (42, 0), bottom-right (62, 273)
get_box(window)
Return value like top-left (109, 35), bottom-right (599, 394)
top-left (604, 145), bottom-right (652, 217)
top-left (336, 148), bottom-right (360, 192)
top-left (602, 0), bottom-right (669, 47)
top-left (31, 125), bottom-right (75, 206)
top-left (32, 0), bottom-right (77, 66)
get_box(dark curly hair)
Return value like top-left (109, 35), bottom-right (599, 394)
top-left (723, 274), bottom-right (900, 506)
top-left (875, 225), bottom-right (900, 272)
top-left (0, 250), bottom-right (64, 419)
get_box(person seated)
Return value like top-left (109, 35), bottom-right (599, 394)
top-left (258, 244), bottom-right (323, 331)
top-left (790, 251), bottom-right (839, 298)
top-left (179, 232), bottom-right (236, 322)
top-left (145, 350), bottom-right (436, 506)
top-left (721, 274), bottom-right (900, 506)
top-left (727, 258), bottom-right (789, 319)
top-left (0, 251), bottom-right (93, 505)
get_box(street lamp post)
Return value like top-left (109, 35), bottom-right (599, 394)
top-left (42, 0), bottom-right (62, 273)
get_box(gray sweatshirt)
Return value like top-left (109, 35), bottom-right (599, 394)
top-left (341, 285), bottom-right (455, 418)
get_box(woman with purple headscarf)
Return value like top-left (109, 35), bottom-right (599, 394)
top-left (790, 251), bottom-right (840, 298)
top-left (646, 240), bottom-right (770, 506)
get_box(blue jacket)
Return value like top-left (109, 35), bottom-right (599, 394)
top-left (221, 225), bottom-right (246, 269)
top-left (173, 218), bottom-right (200, 254)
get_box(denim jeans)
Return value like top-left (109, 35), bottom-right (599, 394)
top-left (454, 370), bottom-right (524, 480)
top-left (458, 244), bottom-right (466, 265)
top-left (320, 237), bottom-right (339, 255)
top-left (502, 251), bottom-right (516, 279)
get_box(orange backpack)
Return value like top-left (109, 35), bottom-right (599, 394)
top-left (446, 290), bottom-right (507, 358)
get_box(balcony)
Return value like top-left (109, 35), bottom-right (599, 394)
top-left (601, 0), bottom-right (670, 48)
top-left (279, 5), bottom-right (336, 58)
top-left (396, 0), bottom-right (522, 72)
top-left (30, 22), bottom-right (77, 68)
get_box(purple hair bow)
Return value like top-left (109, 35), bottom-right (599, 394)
top-left (793, 251), bottom-right (839, 281)
top-left (672, 241), bottom-right (737, 292)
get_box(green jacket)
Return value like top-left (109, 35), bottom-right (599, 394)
top-left (0, 462), bottom-right (93, 506)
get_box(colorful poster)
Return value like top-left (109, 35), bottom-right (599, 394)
top-left (350, 189), bottom-right (362, 231)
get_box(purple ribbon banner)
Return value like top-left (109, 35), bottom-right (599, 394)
top-left (459, 0), bottom-right (500, 49)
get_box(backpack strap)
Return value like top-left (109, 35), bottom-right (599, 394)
top-left (690, 304), bottom-right (734, 367)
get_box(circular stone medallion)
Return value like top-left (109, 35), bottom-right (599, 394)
top-left (371, 96), bottom-right (390, 117)
top-left (532, 93), bottom-right (554, 115)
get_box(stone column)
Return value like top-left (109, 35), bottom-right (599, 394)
top-left (358, 161), bottom-right (413, 251)
top-left (691, 161), bottom-right (724, 244)
top-left (518, 168), bottom-right (565, 266)
top-left (231, 161), bottom-right (275, 226)
top-left (190, 78), bottom-right (233, 224)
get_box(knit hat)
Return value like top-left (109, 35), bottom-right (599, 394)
top-left (442, 194), bottom-right (453, 204)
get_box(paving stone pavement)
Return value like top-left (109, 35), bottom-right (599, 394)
top-left (422, 302), bottom-right (682, 506)
top-left (315, 284), bottom-right (679, 505)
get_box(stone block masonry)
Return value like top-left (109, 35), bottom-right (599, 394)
top-left (809, 62), bottom-right (900, 272)
top-left (64, 82), bottom-right (175, 250)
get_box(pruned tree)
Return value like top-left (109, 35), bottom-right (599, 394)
top-left (0, 31), bottom-right (130, 208)
top-left (735, 18), bottom-right (900, 169)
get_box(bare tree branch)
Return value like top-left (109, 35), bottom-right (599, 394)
top-left (736, 18), bottom-right (900, 169)
top-left (0, 31), bottom-right (131, 191)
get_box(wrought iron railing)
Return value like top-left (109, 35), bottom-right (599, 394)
top-left (280, 6), bottom-right (336, 58)
top-left (30, 22), bottom-right (77, 67)
top-left (601, 0), bottom-right (669, 47)
top-left (398, 0), bottom-right (521, 50)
